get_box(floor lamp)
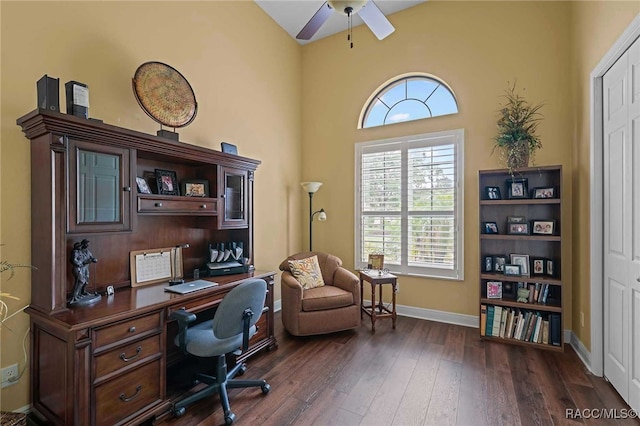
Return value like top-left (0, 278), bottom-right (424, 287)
top-left (301, 182), bottom-right (327, 251)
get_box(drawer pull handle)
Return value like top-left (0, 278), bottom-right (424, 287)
top-left (119, 385), bottom-right (142, 402)
top-left (155, 202), bottom-right (163, 207)
top-left (120, 346), bottom-right (142, 362)
top-left (201, 204), bottom-right (207, 208)
top-left (128, 326), bottom-right (136, 333)
top-left (123, 186), bottom-right (132, 192)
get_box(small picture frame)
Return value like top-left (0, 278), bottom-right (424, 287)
top-left (507, 216), bottom-right (526, 223)
top-left (368, 254), bottom-right (384, 270)
top-left (493, 256), bottom-right (506, 273)
top-left (506, 178), bottom-right (529, 199)
top-left (483, 255), bottom-right (493, 273)
top-left (483, 222), bottom-right (499, 234)
top-left (533, 187), bottom-right (556, 199)
top-left (486, 281), bottom-right (503, 299)
top-left (504, 264), bottom-right (522, 276)
top-left (532, 258), bottom-right (545, 275)
top-left (546, 259), bottom-right (555, 277)
top-left (507, 222), bottom-right (530, 235)
top-left (181, 179), bottom-right (209, 197)
top-left (155, 169), bottom-right (179, 196)
top-left (136, 176), bottom-right (152, 194)
top-left (484, 186), bottom-right (501, 200)
top-left (510, 254), bottom-right (530, 276)
top-left (532, 220), bottom-right (555, 235)
top-left (221, 142), bottom-right (238, 155)
top-left (502, 281), bottom-right (516, 298)
top-left (142, 171), bottom-right (158, 194)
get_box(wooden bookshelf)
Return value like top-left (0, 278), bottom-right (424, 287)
top-left (478, 166), bottom-right (564, 351)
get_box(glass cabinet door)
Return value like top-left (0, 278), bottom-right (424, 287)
top-left (219, 166), bottom-right (249, 228)
top-left (68, 139), bottom-right (133, 233)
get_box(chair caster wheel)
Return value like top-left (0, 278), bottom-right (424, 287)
top-left (173, 406), bottom-right (186, 418)
top-left (225, 412), bottom-right (236, 425)
top-left (261, 383), bottom-right (271, 394)
top-left (237, 364), bottom-right (247, 376)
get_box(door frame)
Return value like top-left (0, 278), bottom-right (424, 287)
top-left (590, 14), bottom-right (640, 377)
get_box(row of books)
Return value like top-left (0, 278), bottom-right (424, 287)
top-left (480, 304), bottom-right (561, 346)
top-left (525, 282), bottom-right (553, 304)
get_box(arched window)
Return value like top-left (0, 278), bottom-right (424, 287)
top-left (359, 74), bottom-right (458, 129)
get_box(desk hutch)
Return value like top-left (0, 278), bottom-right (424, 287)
top-left (17, 110), bottom-right (277, 425)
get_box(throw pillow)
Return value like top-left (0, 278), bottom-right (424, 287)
top-left (288, 255), bottom-right (325, 290)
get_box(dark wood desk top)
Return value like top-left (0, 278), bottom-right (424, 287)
top-left (26, 270), bottom-right (275, 330)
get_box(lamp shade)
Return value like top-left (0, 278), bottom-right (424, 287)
top-left (318, 210), bottom-right (327, 221)
top-left (328, 0), bottom-right (367, 15)
top-left (301, 181), bottom-right (323, 194)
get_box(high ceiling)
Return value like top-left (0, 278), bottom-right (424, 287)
top-left (254, 0), bottom-right (427, 45)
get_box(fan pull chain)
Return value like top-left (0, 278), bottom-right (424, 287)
top-left (346, 7), bottom-right (353, 48)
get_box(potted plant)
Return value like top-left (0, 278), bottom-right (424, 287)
top-left (492, 82), bottom-right (544, 174)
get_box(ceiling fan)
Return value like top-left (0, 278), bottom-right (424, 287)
top-left (296, 0), bottom-right (395, 46)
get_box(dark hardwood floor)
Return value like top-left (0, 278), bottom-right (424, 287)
top-left (156, 312), bottom-right (638, 426)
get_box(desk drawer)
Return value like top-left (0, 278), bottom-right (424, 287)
top-left (138, 196), bottom-right (217, 215)
top-left (94, 360), bottom-right (161, 426)
top-left (167, 293), bottom-right (224, 317)
top-left (95, 335), bottom-right (161, 379)
top-left (94, 312), bottom-right (161, 349)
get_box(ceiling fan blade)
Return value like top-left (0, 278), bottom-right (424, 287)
top-left (358, 0), bottom-right (395, 40)
top-left (296, 2), bottom-right (334, 40)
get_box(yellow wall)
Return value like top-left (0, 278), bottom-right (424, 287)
top-left (570, 2), bottom-right (640, 349)
top-left (0, 1), bottom-right (302, 411)
top-left (301, 1), bottom-right (574, 317)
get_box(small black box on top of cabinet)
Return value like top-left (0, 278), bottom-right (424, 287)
top-left (65, 80), bottom-right (89, 118)
top-left (37, 75), bottom-right (60, 112)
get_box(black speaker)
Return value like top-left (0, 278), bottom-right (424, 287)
top-left (65, 81), bottom-right (89, 119)
top-left (37, 75), bottom-right (60, 112)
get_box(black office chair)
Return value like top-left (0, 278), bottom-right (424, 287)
top-left (169, 278), bottom-right (271, 425)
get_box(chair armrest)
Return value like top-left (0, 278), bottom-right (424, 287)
top-left (332, 267), bottom-right (360, 302)
top-left (169, 308), bottom-right (196, 354)
top-left (281, 271), bottom-right (303, 311)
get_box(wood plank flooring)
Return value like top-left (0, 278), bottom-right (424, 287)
top-left (155, 313), bottom-right (638, 426)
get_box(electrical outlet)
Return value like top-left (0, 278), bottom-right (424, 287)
top-left (1, 364), bottom-right (19, 388)
top-left (580, 311), bottom-right (585, 327)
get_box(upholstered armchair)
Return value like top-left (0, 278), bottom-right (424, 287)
top-left (279, 252), bottom-right (361, 336)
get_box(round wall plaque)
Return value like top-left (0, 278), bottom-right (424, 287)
top-left (132, 61), bottom-right (197, 128)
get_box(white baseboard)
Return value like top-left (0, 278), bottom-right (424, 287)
top-left (568, 330), bottom-right (594, 375)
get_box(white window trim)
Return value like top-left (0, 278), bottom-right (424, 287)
top-left (354, 129), bottom-right (464, 280)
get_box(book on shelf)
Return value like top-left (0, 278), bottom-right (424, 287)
top-left (480, 304), bottom-right (487, 336)
top-left (550, 313), bottom-right (561, 346)
top-left (524, 312), bottom-right (538, 341)
top-left (492, 306), bottom-right (503, 337)
top-left (532, 314), bottom-right (543, 343)
top-left (486, 305), bottom-right (495, 336)
top-left (542, 320), bottom-right (550, 344)
top-left (533, 283), bottom-right (541, 302)
top-left (528, 283), bottom-right (535, 303)
top-left (541, 283), bottom-right (550, 304)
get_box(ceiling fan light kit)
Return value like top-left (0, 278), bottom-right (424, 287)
top-left (296, 0), bottom-right (395, 47)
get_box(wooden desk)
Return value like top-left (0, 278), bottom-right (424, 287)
top-left (359, 270), bottom-right (398, 332)
top-left (26, 271), bottom-right (276, 426)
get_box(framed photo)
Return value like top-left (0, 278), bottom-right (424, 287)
top-left (493, 255), bottom-right (506, 273)
top-left (507, 222), bottom-right (530, 235)
top-left (136, 176), bottom-right (152, 194)
top-left (142, 171), bottom-right (158, 194)
top-left (221, 142), bottom-right (238, 154)
top-left (368, 254), bottom-right (384, 270)
top-left (506, 178), bottom-right (529, 199)
top-left (483, 255), bottom-right (493, 273)
top-left (155, 169), bottom-right (179, 196)
top-left (181, 179), bottom-right (209, 197)
top-left (510, 254), bottom-right (530, 276)
top-left (533, 187), bottom-right (556, 199)
top-left (486, 281), bottom-right (503, 299)
top-left (532, 258), bottom-right (545, 275)
top-left (504, 264), bottom-right (522, 276)
top-left (507, 215), bottom-right (526, 223)
top-left (532, 220), bottom-right (555, 235)
top-left (546, 259), bottom-right (555, 277)
top-left (483, 221), bottom-right (499, 234)
top-left (484, 186), bottom-right (501, 200)
top-left (502, 281), bottom-right (516, 298)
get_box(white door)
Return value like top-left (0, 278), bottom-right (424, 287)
top-left (603, 35), bottom-right (640, 413)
